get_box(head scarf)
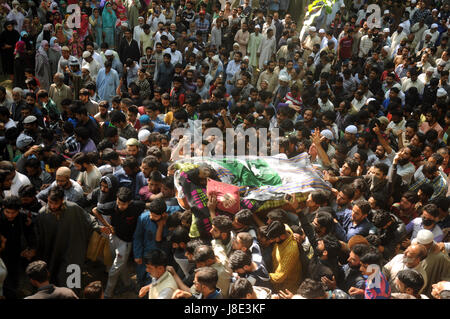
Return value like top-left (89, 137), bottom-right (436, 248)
top-left (79, 13), bottom-right (89, 38)
top-left (14, 41), bottom-right (26, 56)
top-left (38, 40), bottom-right (49, 63)
top-left (20, 30), bottom-right (28, 40)
top-left (50, 36), bottom-right (61, 52)
top-left (96, 174), bottom-right (119, 213)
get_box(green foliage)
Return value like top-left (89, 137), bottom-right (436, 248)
top-left (307, 0), bottom-right (337, 14)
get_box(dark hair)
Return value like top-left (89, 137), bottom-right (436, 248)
top-left (117, 187), bottom-right (133, 202)
top-left (341, 184), bottom-right (355, 201)
top-left (402, 191), bottom-right (419, 204)
top-left (229, 250), bottom-right (252, 271)
top-left (144, 249), bottom-right (168, 267)
top-left (422, 203), bottom-right (440, 218)
top-left (373, 163), bottom-right (389, 176)
top-left (297, 279), bottom-right (326, 299)
top-left (321, 234), bottom-right (341, 259)
top-left (171, 226), bottom-right (190, 244)
top-left (350, 243), bottom-right (370, 258)
top-left (83, 281), bottom-right (103, 299)
top-left (18, 184), bottom-right (37, 198)
top-left (266, 220), bottom-right (286, 239)
top-left (3, 196), bottom-right (21, 210)
top-left (110, 110), bottom-right (127, 124)
top-left (360, 248), bottom-right (383, 266)
top-left (267, 208), bottom-right (288, 224)
top-left (235, 232), bottom-right (253, 250)
top-left (193, 245), bottom-right (215, 263)
top-left (315, 211), bottom-right (334, 234)
top-left (148, 198), bottom-right (167, 215)
top-left (48, 186), bottom-right (65, 202)
top-left (234, 209), bottom-right (253, 226)
top-left (212, 215), bottom-right (233, 233)
top-left (195, 267), bottom-right (219, 290)
top-left (122, 156), bottom-right (139, 169)
top-left (229, 278), bottom-right (253, 299)
top-left (25, 260), bottom-right (50, 283)
top-left (310, 190), bottom-right (329, 206)
top-left (353, 199), bottom-right (371, 216)
top-left (397, 269), bottom-right (424, 295)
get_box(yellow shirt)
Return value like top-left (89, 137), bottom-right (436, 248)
top-left (270, 226), bottom-right (302, 293)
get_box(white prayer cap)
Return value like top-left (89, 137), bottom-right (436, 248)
top-left (138, 16), bottom-right (144, 20)
top-left (398, 23), bottom-right (405, 28)
top-left (278, 74), bottom-right (289, 82)
top-left (340, 3), bottom-right (345, 7)
top-left (416, 229), bottom-right (434, 245)
top-left (82, 51), bottom-right (91, 58)
top-left (383, 28), bottom-right (390, 33)
top-left (345, 125), bottom-right (357, 134)
top-left (212, 55), bottom-right (220, 63)
top-left (319, 28), bottom-right (325, 33)
top-left (138, 129), bottom-right (151, 143)
top-left (105, 50), bottom-right (114, 56)
top-left (243, 56), bottom-right (249, 60)
top-left (437, 88), bottom-right (448, 97)
top-left (254, 25), bottom-right (261, 29)
top-left (384, 10), bottom-right (389, 14)
top-left (81, 66), bottom-right (90, 72)
top-left (320, 129), bottom-right (334, 140)
top-left (431, 23), bottom-right (438, 29)
top-left (121, 21), bottom-right (128, 28)
top-left (427, 66), bottom-right (435, 72)
top-left (309, 26), bottom-right (316, 32)
top-left (411, 0), bottom-right (416, 3)
top-left (432, 8), bottom-right (438, 12)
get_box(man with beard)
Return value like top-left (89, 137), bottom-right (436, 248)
top-left (37, 167), bottom-right (84, 206)
top-left (118, 29), bottom-right (140, 65)
top-left (91, 187), bottom-right (145, 298)
top-left (383, 243), bottom-right (428, 294)
top-left (310, 129), bottom-right (335, 169)
top-left (114, 156), bottom-right (147, 200)
top-left (34, 186), bottom-right (107, 288)
top-left (340, 199), bottom-right (375, 241)
top-left (210, 215), bottom-right (234, 270)
top-left (364, 163), bottom-right (391, 200)
top-left (229, 249), bottom-right (272, 289)
top-left (265, 221), bottom-right (302, 293)
top-left (133, 198), bottom-right (169, 289)
top-left (366, 144), bottom-right (395, 167)
top-left (391, 191), bottom-right (420, 226)
top-left (348, 132), bottom-right (375, 158)
top-left (371, 210), bottom-right (406, 260)
top-left (341, 243), bottom-right (370, 298)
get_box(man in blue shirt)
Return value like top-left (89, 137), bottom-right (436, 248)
top-left (114, 156), bottom-right (147, 200)
top-left (133, 198), bottom-right (169, 288)
top-left (96, 60), bottom-right (120, 102)
top-left (341, 199), bottom-right (375, 242)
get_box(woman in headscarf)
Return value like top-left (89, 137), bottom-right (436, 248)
top-left (102, 1), bottom-right (117, 49)
top-left (13, 41), bottom-right (26, 88)
top-left (85, 174), bottom-right (119, 269)
top-left (54, 23), bottom-right (68, 46)
top-left (53, 10), bottom-right (62, 25)
top-left (35, 22), bottom-right (52, 49)
top-left (78, 12), bottom-right (91, 41)
top-left (48, 37), bottom-right (62, 76)
top-left (0, 21), bottom-right (20, 80)
top-left (35, 40), bottom-right (52, 90)
top-left (68, 29), bottom-right (84, 58)
top-left (20, 31), bottom-right (36, 71)
top-left (89, 7), bottom-right (103, 47)
top-left (62, 19), bottom-right (73, 41)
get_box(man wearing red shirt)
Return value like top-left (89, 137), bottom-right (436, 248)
top-left (338, 29), bottom-right (354, 62)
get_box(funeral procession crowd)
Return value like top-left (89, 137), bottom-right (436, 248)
top-left (0, 0), bottom-right (449, 300)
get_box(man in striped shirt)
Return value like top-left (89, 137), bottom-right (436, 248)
top-left (409, 162), bottom-right (448, 200)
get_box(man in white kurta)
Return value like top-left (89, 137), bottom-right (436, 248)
top-left (234, 22), bottom-right (250, 56)
top-left (247, 25), bottom-right (263, 70)
top-left (258, 28), bottom-right (276, 70)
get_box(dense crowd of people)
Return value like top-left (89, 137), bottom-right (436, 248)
top-left (0, 0), bottom-right (449, 300)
